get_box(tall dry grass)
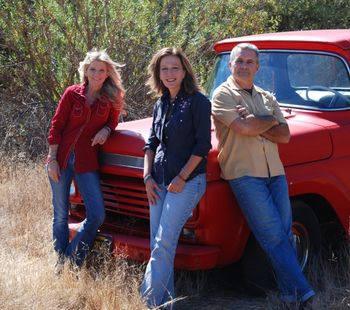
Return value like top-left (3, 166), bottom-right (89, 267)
top-left (0, 161), bottom-right (147, 310)
top-left (1, 160), bottom-right (350, 310)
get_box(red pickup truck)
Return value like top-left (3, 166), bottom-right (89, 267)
top-left (69, 29), bottom-right (350, 285)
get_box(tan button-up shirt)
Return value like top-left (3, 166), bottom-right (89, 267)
top-left (212, 76), bottom-right (287, 180)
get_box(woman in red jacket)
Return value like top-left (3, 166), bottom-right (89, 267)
top-left (46, 49), bottom-right (125, 272)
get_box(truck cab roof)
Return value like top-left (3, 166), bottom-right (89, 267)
top-left (214, 29), bottom-right (350, 53)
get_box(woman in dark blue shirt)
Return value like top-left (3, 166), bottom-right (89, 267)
top-left (140, 47), bottom-right (211, 308)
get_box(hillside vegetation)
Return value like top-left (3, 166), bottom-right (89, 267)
top-left (0, 0), bottom-right (349, 159)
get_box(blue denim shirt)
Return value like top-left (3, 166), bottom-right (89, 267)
top-left (144, 88), bottom-right (212, 186)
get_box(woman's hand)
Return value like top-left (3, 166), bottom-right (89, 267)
top-left (47, 160), bottom-right (61, 183)
top-left (145, 177), bottom-right (160, 205)
top-left (167, 176), bottom-right (186, 193)
top-left (91, 127), bottom-right (110, 146)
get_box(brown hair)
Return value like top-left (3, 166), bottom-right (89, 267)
top-left (146, 47), bottom-right (200, 96)
top-left (79, 49), bottom-right (125, 110)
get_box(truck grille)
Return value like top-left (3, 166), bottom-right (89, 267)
top-left (101, 175), bottom-right (149, 219)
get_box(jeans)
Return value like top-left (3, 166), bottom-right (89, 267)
top-left (229, 175), bottom-right (315, 303)
top-left (140, 174), bottom-right (206, 309)
top-left (49, 153), bottom-right (105, 266)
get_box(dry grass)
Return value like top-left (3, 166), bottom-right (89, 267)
top-left (1, 160), bottom-right (350, 310)
top-left (0, 161), bottom-right (147, 310)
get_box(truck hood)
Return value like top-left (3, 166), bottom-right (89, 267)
top-left (279, 113), bottom-right (333, 166)
top-left (99, 118), bottom-right (151, 177)
top-left (102, 117), bottom-right (151, 157)
top-left (100, 114), bottom-right (333, 178)
top-left (208, 112), bottom-right (335, 180)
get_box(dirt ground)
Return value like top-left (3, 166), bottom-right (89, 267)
top-left (175, 265), bottom-right (269, 310)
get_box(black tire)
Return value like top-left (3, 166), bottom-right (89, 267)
top-left (241, 200), bottom-right (321, 294)
top-left (292, 200), bottom-right (321, 270)
top-left (241, 234), bottom-right (276, 295)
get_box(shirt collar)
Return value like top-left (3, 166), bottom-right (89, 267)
top-left (161, 86), bottom-right (188, 103)
top-left (227, 75), bottom-right (263, 96)
top-left (72, 83), bottom-right (88, 98)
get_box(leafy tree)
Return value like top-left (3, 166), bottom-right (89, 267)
top-left (0, 0), bottom-right (349, 158)
top-left (274, 0), bottom-right (350, 31)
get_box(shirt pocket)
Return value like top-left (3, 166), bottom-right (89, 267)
top-left (71, 102), bottom-right (84, 118)
top-left (172, 105), bottom-right (192, 134)
top-left (261, 95), bottom-right (274, 114)
top-left (96, 102), bottom-right (109, 118)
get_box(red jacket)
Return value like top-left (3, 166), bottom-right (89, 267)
top-left (48, 83), bottom-right (120, 173)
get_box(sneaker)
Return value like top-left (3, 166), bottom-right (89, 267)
top-left (300, 295), bottom-right (314, 309)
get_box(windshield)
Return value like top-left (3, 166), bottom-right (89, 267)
top-left (207, 51), bottom-right (350, 110)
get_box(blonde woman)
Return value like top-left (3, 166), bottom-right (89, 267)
top-left (47, 49), bottom-right (125, 271)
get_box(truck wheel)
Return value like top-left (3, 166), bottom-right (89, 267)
top-left (241, 234), bottom-right (276, 294)
top-left (241, 200), bottom-right (321, 294)
top-left (292, 200), bottom-right (321, 270)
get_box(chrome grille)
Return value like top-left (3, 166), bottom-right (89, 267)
top-left (101, 176), bottom-right (149, 219)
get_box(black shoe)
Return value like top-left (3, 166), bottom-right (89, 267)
top-left (282, 296), bottom-right (314, 310)
top-left (300, 295), bottom-right (314, 309)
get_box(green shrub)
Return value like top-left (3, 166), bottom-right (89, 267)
top-left (0, 0), bottom-right (349, 158)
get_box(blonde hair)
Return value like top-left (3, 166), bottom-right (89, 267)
top-left (146, 47), bottom-right (200, 96)
top-left (78, 49), bottom-right (125, 110)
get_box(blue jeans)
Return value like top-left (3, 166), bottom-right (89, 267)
top-left (229, 175), bottom-right (315, 303)
top-left (49, 153), bottom-right (105, 266)
top-left (140, 174), bottom-right (206, 309)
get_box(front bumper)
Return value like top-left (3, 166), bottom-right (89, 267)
top-left (69, 222), bottom-right (220, 270)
